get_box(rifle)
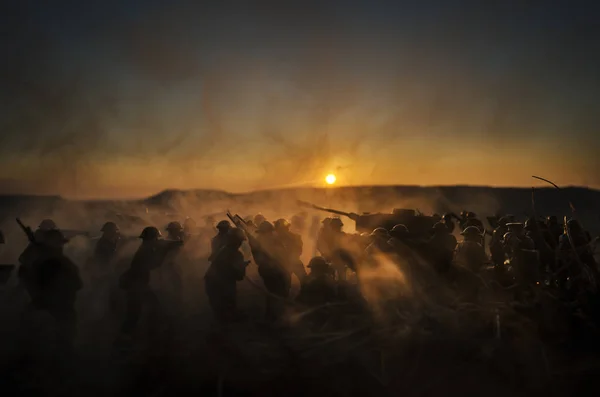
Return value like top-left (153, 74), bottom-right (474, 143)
top-left (226, 211), bottom-right (257, 244)
top-left (16, 218), bottom-right (36, 243)
top-left (296, 200), bottom-right (360, 221)
top-left (226, 210), bottom-right (285, 272)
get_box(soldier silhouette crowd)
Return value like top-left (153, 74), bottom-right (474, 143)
top-left (1, 207), bottom-right (599, 395)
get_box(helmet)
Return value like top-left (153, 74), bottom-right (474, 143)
top-left (460, 226), bottom-right (481, 236)
top-left (506, 223), bottom-right (524, 233)
top-left (460, 211), bottom-right (467, 218)
top-left (38, 219), bottom-right (57, 231)
top-left (307, 257), bottom-right (331, 272)
top-left (322, 217), bottom-right (332, 225)
top-left (329, 217), bottom-right (344, 228)
top-left (390, 224), bottom-right (409, 238)
top-left (216, 220), bottom-right (231, 231)
top-left (370, 227), bottom-right (389, 238)
top-left (139, 226), bottom-right (161, 240)
top-left (44, 229), bottom-right (69, 246)
top-left (101, 221), bottom-right (119, 233)
top-left (274, 218), bottom-right (291, 231)
top-left (228, 228), bottom-right (247, 244)
top-left (433, 222), bottom-right (448, 232)
top-left (253, 214), bottom-right (266, 226)
top-left (503, 232), bottom-right (514, 244)
top-left (166, 221), bottom-right (183, 231)
top-left (257, 221), bottom-right (275, 234)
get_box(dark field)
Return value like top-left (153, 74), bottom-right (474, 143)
top-left (0, 184), bottom-right (598, 397)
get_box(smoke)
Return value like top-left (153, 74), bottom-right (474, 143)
top-left (1, 2), bottom-right (599, 199)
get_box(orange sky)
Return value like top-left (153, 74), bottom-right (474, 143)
top-left (2, 2), bottom-right (599, 199)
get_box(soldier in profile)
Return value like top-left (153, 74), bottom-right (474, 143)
top-left (209, 220), bottom-right (231, 262)
top-left (274, 218), bottom-right (307, 285)
top-left (117, 226), bottom-right (182, 340)
top-left (428, 222), bottom-right (457, 274)
top-left (296, 257), bottom-right (336, 308)
top-left (204, 228), bottom-right (250, 323)
top-left (28, 229), bottom-right (83, 346)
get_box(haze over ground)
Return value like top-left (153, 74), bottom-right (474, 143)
top-left (1, 1), bottom-right (599, 199)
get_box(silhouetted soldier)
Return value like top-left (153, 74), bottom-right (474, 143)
top-left (546, 216), bottom-right (564, 246)
top-left (296, 257), bottom-right (336, 308)
top-left (209, 220), bottom-right (231, 262)
top-left (274, 218), bottom-right (307, 284)
top-left (94, 222), bottom-right (121, 266)
top-left (490, 216), bottom-right (511, 267)
top-left (463, 212), bottom-right (484, 232)
top-left (388, 224), bottom-right (413, 255)
top-left (504, 223), bottom-right (539, 301)
top-left (316, 217), bottom-right (348, 281)
top-left (18, 219), bottom-right (59, 279)
top-left (524, 218), bottom-right (555, 277)
top-left (252, 221), bottom-right (290, 322)
top-left (428, 222), bottom-right (457, 273)
top-left (29, 229), bottom-right (83, 345)
top-left (204, 228), bottom-right (250, 322)
top-left (118, 226), bottom-right (183, 339)
top-left (365, 228), bottom-right (394, 258)
top-left (442, 213), bottom-right (457, 234)
top-left (453, 226), bottom-right (488, 301)
top-left (558, 219), bottom-right (599, 296)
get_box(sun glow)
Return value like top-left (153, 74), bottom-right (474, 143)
top-left (325, 174), bottom-right (337, 185)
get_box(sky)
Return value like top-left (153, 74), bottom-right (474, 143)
top-left (1, 0), bottom-right (599, 199)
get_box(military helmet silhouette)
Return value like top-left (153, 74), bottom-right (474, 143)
top-left (39, 219), bottom-right (57, 231)
top-left (274, 218), bottom-right (291, 230)
top-left (166, 221), bottom-right (183, 231)
top-left (307, 256), bottom-right (330, 272)
top-left (216, 220), bottom-right (231, 231)
top-left (139, 226), bottom-right (161, 240)
top-left (257, 221), bottom-right (275, 234)
top-left (370, 227), bottom-right (389, 238)
top-left (461, 226), bottom-right (481, 236)
top-left (329, 217), bottom-right (344, 228)
top-left (101, 221), bottom-right (119, 233)
top-left (390, 224), bottom-right (409, 237)
top-left (253, 214), bottom-right (266, 226)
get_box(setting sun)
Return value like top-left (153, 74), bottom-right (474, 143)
top-left (325, 174), bottom-right (337, 185)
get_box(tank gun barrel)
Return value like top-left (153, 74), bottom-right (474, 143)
top-left (296, 200), bottom-right (359, 221)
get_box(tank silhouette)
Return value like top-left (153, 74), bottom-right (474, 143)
top-left (297, 200), bottom-right (436, 237)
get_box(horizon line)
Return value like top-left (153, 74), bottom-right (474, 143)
top-left (2, 182), bottom-right (597, 201)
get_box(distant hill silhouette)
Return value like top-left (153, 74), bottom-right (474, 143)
top-left (0, 185), bottom-right (598, 233)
